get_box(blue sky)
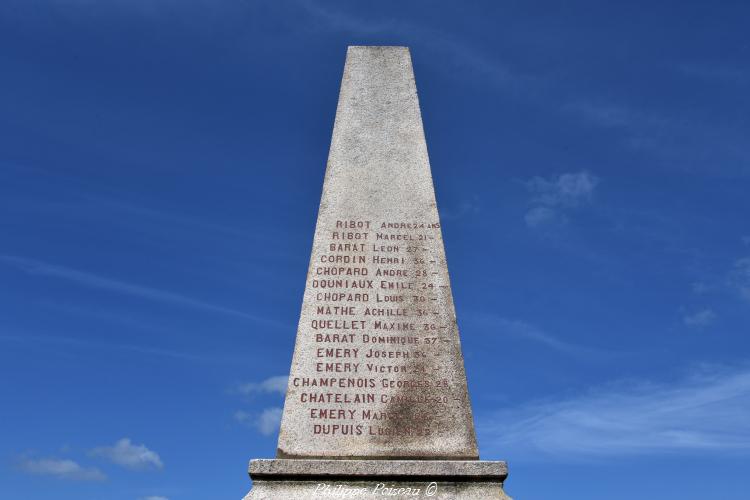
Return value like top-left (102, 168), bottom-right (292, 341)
top-left (1, 1), bottom-right (749, 499)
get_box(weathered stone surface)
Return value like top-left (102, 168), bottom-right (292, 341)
top-left (245, 460), bottom-right (511, 500)
top-left (276, 45), bottom-right (478, 459)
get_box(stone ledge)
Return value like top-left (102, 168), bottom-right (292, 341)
top-left (249, 459), bottom-right (508, 482)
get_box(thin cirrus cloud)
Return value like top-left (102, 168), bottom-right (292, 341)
top-left (440, 198), bottom-right (481, 221)
top-left (233, 376), bottom-right (286, 436)
top-left (26, 0), bottom-right (524, 89)
top-left (89, 438), bottom-right (163, 471)
top-left (0, 333), bottom-right (212, 363)
top-left (478, 364), bottom-right (750, 460)
top-left (731, 257), bottom-right (750, 302)
top-left (691, 255), bottom-right (750, 304)
top-left (683, 308), bottom-right (716, 328)
top-left (0, 254), bottom-right (284, 328)
top-left (235, 375), bottom-right (289, 396)
top-left (467, 312), bottom-right (606, 358)
top-left (678, 62), bottom-right (750, 85)
top-left (297, 0), bottom-right (522, 88)
top-left (524, 171), bottom-right (599, 228)
top-left (16, 457), bottom-right (106, 481)
top-left (235, 407), bottom-right (284, 436)
top-left (565, 99), bottom-right (750, 177)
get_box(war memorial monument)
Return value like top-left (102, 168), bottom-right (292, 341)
top-left (244, 46), bottom-right (511, 499)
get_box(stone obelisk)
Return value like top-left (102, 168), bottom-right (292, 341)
top-left (245, 46), bottom-right (510, 499)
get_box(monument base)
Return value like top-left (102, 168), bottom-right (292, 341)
top-left (244, 459), bottom-right (511, 499)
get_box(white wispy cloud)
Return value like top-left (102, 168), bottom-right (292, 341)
top-left (524, 171), bottom-right (599, 228)
top-left (524, 206), bottom-right (560, 227)
top-left (440, 198), bottom-right (481, 221)
top-left (90, 438), bottom-right (163, 471)
top-left (235, 407), bottom-right (283, 436)
top-left (566, 101), bottom-right (632, 128)
top-left (678, 62), bottom-right (750, 85)
top-left (0, 254), bottom-right (283, 327)
top-left (141, 496), bottom-right (169, 500)
top-left (87, 196), bottom-right (255, 239)
top-left (297, 1), bottom-right (522, 88)
top-left (236, 376), bottom-right (288, 396)
top-left (17, 457), bottom-right (106, 481)
top-left (683, 308), bottom-right (716, 328)
top-left (468, 313), bottom-right (604, 358)
top-left (25, 0), bottom-right (523, 89)
top-left (731, 257), bottom-right (750, 302)
top-left (0, 333), bottom-right (214, 363)
top-left (691, 281), bottom-right (715, 294)
top-left (478, 365), bottom-right (750, 460)
top-left (527, 171), bottom-right (599, 207)
top-left (566, 99), bottom-right (750, 177)
top-left (689, 256), bottom-right (750, 306)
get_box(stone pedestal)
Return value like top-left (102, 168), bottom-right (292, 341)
top-left (245, 460), bottom-right (511, 500)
